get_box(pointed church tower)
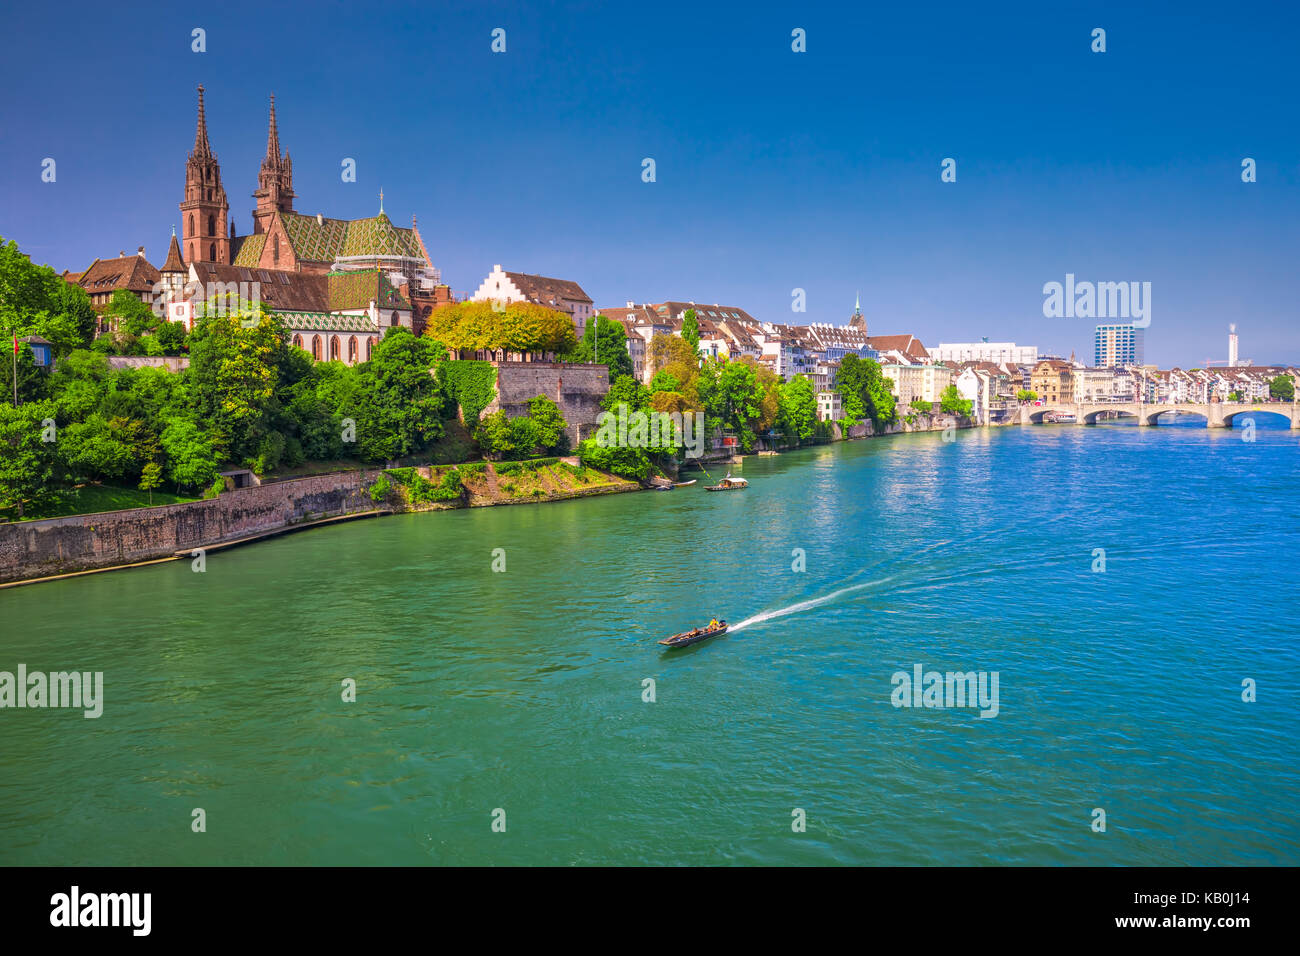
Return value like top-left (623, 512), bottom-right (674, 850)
top-left (848, 291), bottom-right (867, 332)
top-left (252, 94), bottom-right (295, 235)
top-left (180, 86), bottom-right (231, 264)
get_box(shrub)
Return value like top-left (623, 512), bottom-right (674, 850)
top-left (368, 474), bottom-right (394, 503)
top-left (202, 477), bottom-right (225, 499)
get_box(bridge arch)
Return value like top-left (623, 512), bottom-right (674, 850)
top-left (1223, 407), bottom-right (1293, 427)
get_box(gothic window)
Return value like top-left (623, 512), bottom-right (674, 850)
top-left (292, 334), bottom-right (303, 349)
top-left (330, 336), bottom-right (341, 361)
top-left (366, 338), bottom-right (373, 361)
top-left (348, 337), bottom-right (358, 363)
top-left (311, 336), bottom-right (321, 360)
top-left (207, 215), bottom-right (215, 236)
top-left (390, 311), bottom-right (399, 327)
top-left (188, 214), bottom-right (194, 237)
top-left (273, 235), bottom-right (280, 265)
top-left (208, 243), bottom-right (216, 261)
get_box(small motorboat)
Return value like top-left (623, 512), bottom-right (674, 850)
top-left (659, 619), bottom-right (728, 648)
top-left (704, 474), bottom-right (748, 492)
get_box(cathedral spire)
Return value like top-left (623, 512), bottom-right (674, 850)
top-left (252, 93), bottom-right (295, 234)
top-left (265, 94), bottom-right (281, 165)
top-left (194, 85), bottom-right (212, 156)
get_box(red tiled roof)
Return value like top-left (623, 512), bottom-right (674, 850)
top-left (73, 254), bottom-right (160, 294)
top-left (505, 272), bottom-right (592, 306)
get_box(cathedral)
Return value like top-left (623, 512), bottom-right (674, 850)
top-left (155, 86), bottom-right (451, 364)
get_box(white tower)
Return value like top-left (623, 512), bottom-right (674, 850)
top-left (1228, 323), bottom-right (1239, 367)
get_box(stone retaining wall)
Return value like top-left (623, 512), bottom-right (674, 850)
top-left (0, 471), bottom-right (379, 584)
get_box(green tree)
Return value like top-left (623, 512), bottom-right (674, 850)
top-left (1016, 389), bottom-right (1038, 403)
top-left (0, 236), bottom-right (97, 354)
top-left (697, 357), bottom-right (765, 451)
top-left (568, 315), bottom-right (633, 382)
top-left (525, 395), bottom-right (567, 453)
top-left (577, 437), bottom-right (651, 481)
top-left (777, 374), bottom-right (818, 444)
top-left (59, 413), bottom-right (133, 480)
top-left (940, 384), bottom-right (973, 418)
top-left (0, 400), bottom-right (59, 519)
top-left (153, 321), bottom-right (187, 355)
top-left (160, 418), bottom-right (220, 492)
top-left (836, 354), bottom-right (897, 433)
top-left (476, 410), bottom-right (516, 459)
top-left (103, 289), bottom-right (159, 338)
top-left (1, 345), bottom-right (48, 405)
top-left (1268, 375), bottom-right (1295, 401)
top-left (680, 309), bottom-right (700, 351)
top-left (186, 306), bottom-right (291, 464)
top-left (139, 461), bottom-right (162, 505)
top-left (602, 374), bottom-right (650, 413)
top-left (352, 328), bottom-right (445, 461)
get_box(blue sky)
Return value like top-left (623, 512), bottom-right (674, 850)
top-left (1, 0), bottom-right (1296, 366)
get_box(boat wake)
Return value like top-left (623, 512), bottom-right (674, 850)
top-left (728, 575), bottom-right (896, 633)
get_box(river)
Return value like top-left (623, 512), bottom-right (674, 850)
top-left (2, 419), bottom-right (1297, 865)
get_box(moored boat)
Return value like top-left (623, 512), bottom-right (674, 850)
top-left (672, 479), bottom-right (697, 487)
top-left (704, 474), bottom-right (748, 492)
top-left (659, 619), bottom-right (728, 648)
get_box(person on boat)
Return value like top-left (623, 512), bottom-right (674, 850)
top-left (709, 618), bottom-right (719, 629)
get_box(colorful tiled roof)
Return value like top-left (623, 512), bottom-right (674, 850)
top-left (279, 212), bottom-right (423, 263)
top-left (276, 311), bottom-right (378, 333)
top-left (230, 233), bottom-right (266, 267)
top-left (327, 270), bottom-right (411, 311)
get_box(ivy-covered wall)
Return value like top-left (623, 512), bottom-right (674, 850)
top-left (439, 360), bottom-right (497, 426)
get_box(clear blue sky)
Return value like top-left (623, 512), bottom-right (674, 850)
top-left (1, 0), bottom-right (1296, 366)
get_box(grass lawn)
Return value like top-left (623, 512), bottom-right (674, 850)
top-left (4, 484), bottom-right (199, 522)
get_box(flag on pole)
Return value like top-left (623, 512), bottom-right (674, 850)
top-left (12, 336), bottom-right (17, 355)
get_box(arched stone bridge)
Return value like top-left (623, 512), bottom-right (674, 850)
top-left (1017, 402), bottom-right (1300, 428)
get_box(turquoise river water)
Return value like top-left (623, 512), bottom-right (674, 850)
top-left (1, 419), bottom-right (1298, 865)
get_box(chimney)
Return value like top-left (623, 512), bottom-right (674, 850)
top-left (316, 213), bottom-right (323, 225)
top-left (626, 300), bottom-right (634, 308)
top-left (137, 245), bottom-right (146, 257)
top-left (119, 250), bottom-right (125, 257)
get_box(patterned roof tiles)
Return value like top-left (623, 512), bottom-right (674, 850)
top-left (279, 212), bottom-right (423, 263)
top-left (230, 233), bottom-right (266, 267)
top-left (276, 311), bottom-right (378, 333)
top-left (327, 270), bottom-right (411, 311)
